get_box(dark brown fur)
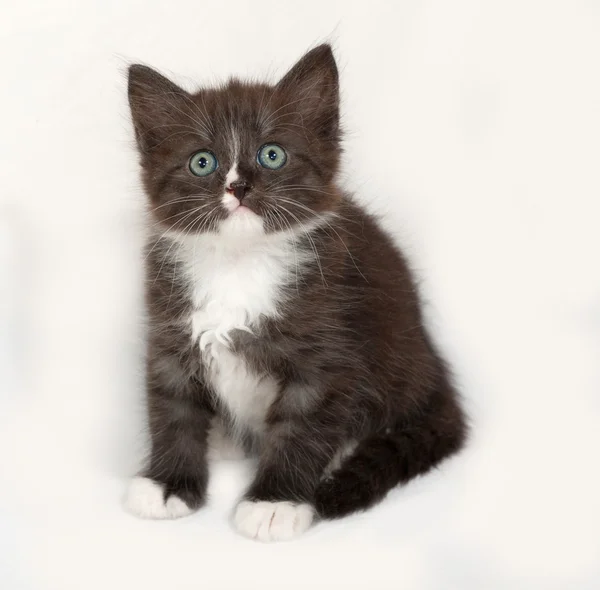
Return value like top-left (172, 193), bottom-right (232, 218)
top-left (128, 45), bottom-right (467, 522)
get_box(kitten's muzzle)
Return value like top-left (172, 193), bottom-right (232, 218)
top-left (227, 180), bottom-right (252, 202)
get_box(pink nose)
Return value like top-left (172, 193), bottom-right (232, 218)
top-left (227, 181), bottom-right (251, 201)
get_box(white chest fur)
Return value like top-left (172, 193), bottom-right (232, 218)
top-left (167, 225), bottom-right (307, 433)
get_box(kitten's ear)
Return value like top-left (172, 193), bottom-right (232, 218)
top-left (128, 64), bottom-right (189, 152)
top-left (276, 44), bottom-right (340, 140)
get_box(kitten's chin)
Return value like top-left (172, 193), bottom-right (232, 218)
top-left (219, 207), bottom-right (264, 238)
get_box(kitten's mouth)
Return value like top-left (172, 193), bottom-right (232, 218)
top-left (219, 197), bottom-right (264, 237)
top-left (222, 192), bottom-right (259, 217)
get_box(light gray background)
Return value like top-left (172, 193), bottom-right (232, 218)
top-left (1, 1), bottom-right (599, 588)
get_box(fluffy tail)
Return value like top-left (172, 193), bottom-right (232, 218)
top-left (314, 381), bottom-right (467, 519)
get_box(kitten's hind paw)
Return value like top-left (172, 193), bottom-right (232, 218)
top-left (125, 476), bottom-right (195, 520)
top-left (233, 500), bottom-right (314, 542)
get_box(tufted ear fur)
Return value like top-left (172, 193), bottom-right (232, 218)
top-left (128, 64), bottom-right (190, 153)
top-left (276, 44), bottom-right (340, 141)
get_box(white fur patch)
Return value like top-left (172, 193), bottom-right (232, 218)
top-left (206, 417), bottom-right (246, 460)
top-left (166, 220), bottom-right (322, 433)
top-left (184, 233), bottom-right (291, 432)
top-left (125, 477), bottom-right (193, 519)
top-left (221, 192), bottom-right (240, 213)
top-left (206, 344), bottom-right (279, 434)
top-left (218, 206), bottom-right (264, 238)
top-left (233, 500), bottom-right (314, 542)
top-left (222, 164), bottom-right (241, 212)
top-left (162, 216), bottom-right (331, 434)
top-left (225, 164), bottom-right (239, 188)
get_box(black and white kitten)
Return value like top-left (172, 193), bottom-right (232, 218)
top-left (125, 44), bottom-right (467, 541)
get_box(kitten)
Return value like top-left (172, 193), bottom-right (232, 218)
top-left (125, 44), bottom-right (467, 541)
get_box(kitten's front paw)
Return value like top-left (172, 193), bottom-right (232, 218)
top-left (233, 500), bottom-right (314, 542)
top-left (126, 477), bottom-right (194, 520)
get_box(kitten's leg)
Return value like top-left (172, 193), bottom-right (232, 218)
top-left (314, 374), bottom-right (467, 518)
top-left (126, 380), bottom-right (212, 520)
top-left (233, 402), bottom-right (347, 541)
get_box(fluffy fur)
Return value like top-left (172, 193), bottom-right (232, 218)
top-left (125, 44), bottom-right (467, 540)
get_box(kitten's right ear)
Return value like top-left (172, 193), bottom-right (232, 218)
top-left (128, 64), bottom-right (189, 153)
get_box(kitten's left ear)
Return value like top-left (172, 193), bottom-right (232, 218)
top-left (276, 44), bottom-right (340, 140)
top-left (128, 64), bottom-right (190, 153)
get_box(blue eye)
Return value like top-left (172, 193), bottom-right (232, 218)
top-left (257, 143), bottom-right (287, 170)
top-left (189, 150), bottom-right (218, 176)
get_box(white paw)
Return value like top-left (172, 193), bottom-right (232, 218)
top-left (233, 500), bottom-right (314, 542)
top-left (125, 476), bottom-right (193, 520)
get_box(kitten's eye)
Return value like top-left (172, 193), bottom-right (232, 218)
top-left (257, 144), bottom-right (287, 170)
top-left (189, 150), bottom-right (218, 176)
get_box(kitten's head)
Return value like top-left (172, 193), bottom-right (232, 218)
top-left (128, 44), bottom-right (341, 238)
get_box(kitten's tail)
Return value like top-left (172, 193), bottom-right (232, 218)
top-left (314, 380), bottom-right (467, 519)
